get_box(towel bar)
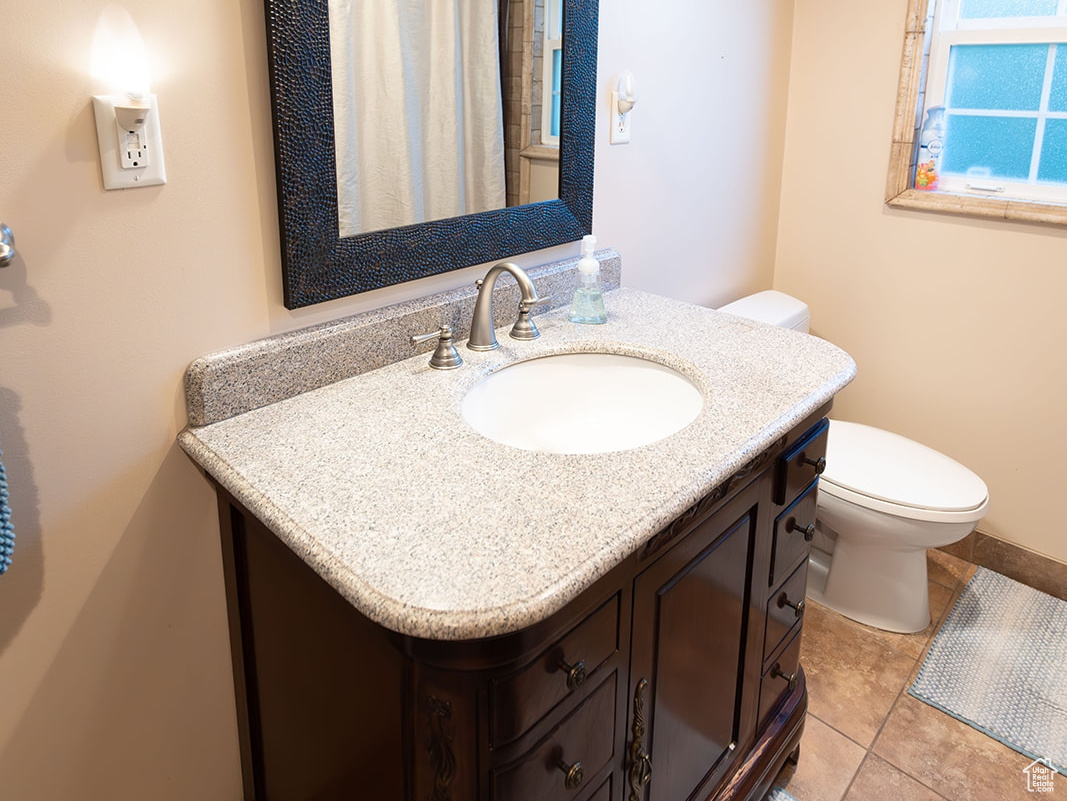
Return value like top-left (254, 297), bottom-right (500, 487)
top-left (1, 223), bottom-right (15, 266)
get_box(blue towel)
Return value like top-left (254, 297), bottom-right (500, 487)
top-left (0, 447), bottom-right (13, 573)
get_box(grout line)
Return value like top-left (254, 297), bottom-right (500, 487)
top-left (863, 562), bottom-right (973, 801)
top-left (835, 750), bottom-right (871, 801)
top-left (798, 556), bottom-right (997, 801)
top-left (807, 711), bottom-right (878, 753)
top-left (855, 751), bottom-right (954, 801)
top-left (867, 650), bottom-right (921, 753)
top-left (927, 551), bottom-right (970, 593)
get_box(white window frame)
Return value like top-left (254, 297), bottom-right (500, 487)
top-left (539, 0), bottom-right (563, 146)
top-left (886, 0), bottom-right (1067, 224)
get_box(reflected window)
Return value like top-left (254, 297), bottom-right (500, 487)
top-left (541, 0), bottom-right (564, 143)
top-left (502, 0), bottom-right (563, 206)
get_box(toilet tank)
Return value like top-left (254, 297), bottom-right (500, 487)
top-left (717, 290), bottom-right (810, 333)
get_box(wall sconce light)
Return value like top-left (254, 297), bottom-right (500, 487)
top-left (611, 71), bottom-right (637, 145)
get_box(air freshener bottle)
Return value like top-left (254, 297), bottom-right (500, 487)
top-left (568, 235), bottom-right (607, 324)
top-left (916, 105), bottom-right (945, 191)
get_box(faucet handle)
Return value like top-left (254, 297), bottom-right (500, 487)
top-left (511, 295), bottom-right (551, 341)
top-left (518, 294), bottom-right (552, 313)
top-left (410, 325), bottom-right (463, 370)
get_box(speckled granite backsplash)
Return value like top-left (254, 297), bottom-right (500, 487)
top-left (184, 250), bottom-right (622, 426)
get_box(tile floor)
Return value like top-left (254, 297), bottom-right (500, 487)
top-left (772, 550), bottom-right (1063, 801)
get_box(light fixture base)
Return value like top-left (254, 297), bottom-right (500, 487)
top-left (610, 91), bottom-right (632, 145)
top-left (610, 72), bottom-right (636, 145)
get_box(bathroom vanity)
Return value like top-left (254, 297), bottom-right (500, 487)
top-left (179, 277), bottom-right (854, 801)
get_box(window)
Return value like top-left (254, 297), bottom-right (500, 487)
top-left (887, 0), bottom-right (1067, 223)
top-left (540, 0), bottom-right (564, 145)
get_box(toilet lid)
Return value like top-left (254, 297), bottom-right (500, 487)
top-left (819, 421), bottom-right (988, 513)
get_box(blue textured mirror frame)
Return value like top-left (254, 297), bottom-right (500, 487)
top-left (265, 0), bottom-right (599, 309)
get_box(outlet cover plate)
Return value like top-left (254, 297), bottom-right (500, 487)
top-left (92, 94), bottom-right (167, 190)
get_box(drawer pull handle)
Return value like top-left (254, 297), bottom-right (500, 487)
top-left (628, 678), bottom-right (653, 800)
top-left (559, 658), bottom-right (587, 691)
top-left (802, 454), bottom-right (827, 475)
top-left (772, 663), bottom-right (798, 691)
top-left (787, 518), bottom-right (816, 542)
top-left (557, 759), bottom-right (584, 790)
top-left (777, 592), bottom-right (805, 618)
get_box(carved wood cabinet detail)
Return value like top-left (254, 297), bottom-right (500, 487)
top-left (213, 408), bottom-right (831, 801)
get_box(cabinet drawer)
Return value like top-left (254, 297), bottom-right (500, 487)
top-left (490, 594), bottom-right (620, 746)
top-left (774, 419), bottom-right (828, 505)
top-left (491, 672), bottom-right (617, 801)
top-left (758, 629), bottom-right (801, 730)
top-left (764, 561), bottom-right (808, 664)
top-left (769, 482), bottom-right (817, 587)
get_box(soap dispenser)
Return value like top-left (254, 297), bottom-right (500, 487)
top-left (568, 235), bottom-right (607, 324)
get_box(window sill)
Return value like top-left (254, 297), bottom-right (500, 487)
top-left (886, 187), bottom-right (1067, 225)
top-left (520, 144), bottom-right (561, 162)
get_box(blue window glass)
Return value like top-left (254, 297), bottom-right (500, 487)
top-left (943, 114), bottom-right (1038, 179)
top-left (552, 0), bottom-right (564, 37)
top-left (959, 0), bottom-right (1058, 18)
top-left (550, 49), bottom-right (562, 138)
top-left (947, 44), bottom-right (1048, 110)
top-left (1038, 119), bottom-right (1067, 182)
top-left (1050, 44), bottom-right (1067, 112)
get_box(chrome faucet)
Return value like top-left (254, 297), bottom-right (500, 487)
top-left (467, 262), bottom-right (547, 351)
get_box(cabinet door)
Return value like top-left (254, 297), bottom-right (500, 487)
top-left (628, 482), bottom-right (758, 801)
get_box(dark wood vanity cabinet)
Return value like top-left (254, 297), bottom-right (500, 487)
top-left (213, 408), bottom-right (830, 801)
top-left (629, 481), bottom-right (759, 801)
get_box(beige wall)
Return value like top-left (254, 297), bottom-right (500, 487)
top-left (0, 0), bottom-right (792, 797)
top-left (775, 0), bottom-right (1067, 565)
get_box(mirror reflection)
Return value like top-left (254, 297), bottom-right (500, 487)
top-left (328, 0), bottom-right (563, 236)
top-left (264, 0), bottom-right (596, 308)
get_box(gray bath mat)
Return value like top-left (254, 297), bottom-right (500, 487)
top-left (909, 567), bottom-right (1067, 772)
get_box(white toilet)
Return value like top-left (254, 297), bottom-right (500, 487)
top-left (717, 290), bottom-right (989, 633)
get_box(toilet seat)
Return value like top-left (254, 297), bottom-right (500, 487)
top-left (819, 421), bottom-right (989, 524)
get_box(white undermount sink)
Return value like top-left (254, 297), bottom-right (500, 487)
top-left (460, 352), bottom-right (705, 454)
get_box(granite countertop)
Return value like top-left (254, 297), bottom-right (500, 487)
top-left (179, 287), bottom-right (856, 641)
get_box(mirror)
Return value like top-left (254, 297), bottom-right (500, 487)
top-left (264, 0), bottom-right (598, 309)
top-left (328, 0), bottom-right (564, 236)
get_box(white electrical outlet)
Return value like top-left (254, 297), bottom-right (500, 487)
top-left (92, 94), bottom-right (167, 190)
top-left (118, 128), bottom-right (148, 169)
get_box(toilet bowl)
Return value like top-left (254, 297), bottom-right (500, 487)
top-left (807, 420), bottom-right (988, 632)
top-left (717, 291), bottom-right (989, 633)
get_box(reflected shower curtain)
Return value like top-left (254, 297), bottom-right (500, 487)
top-left (329, 0), bottom-right (507, 237)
